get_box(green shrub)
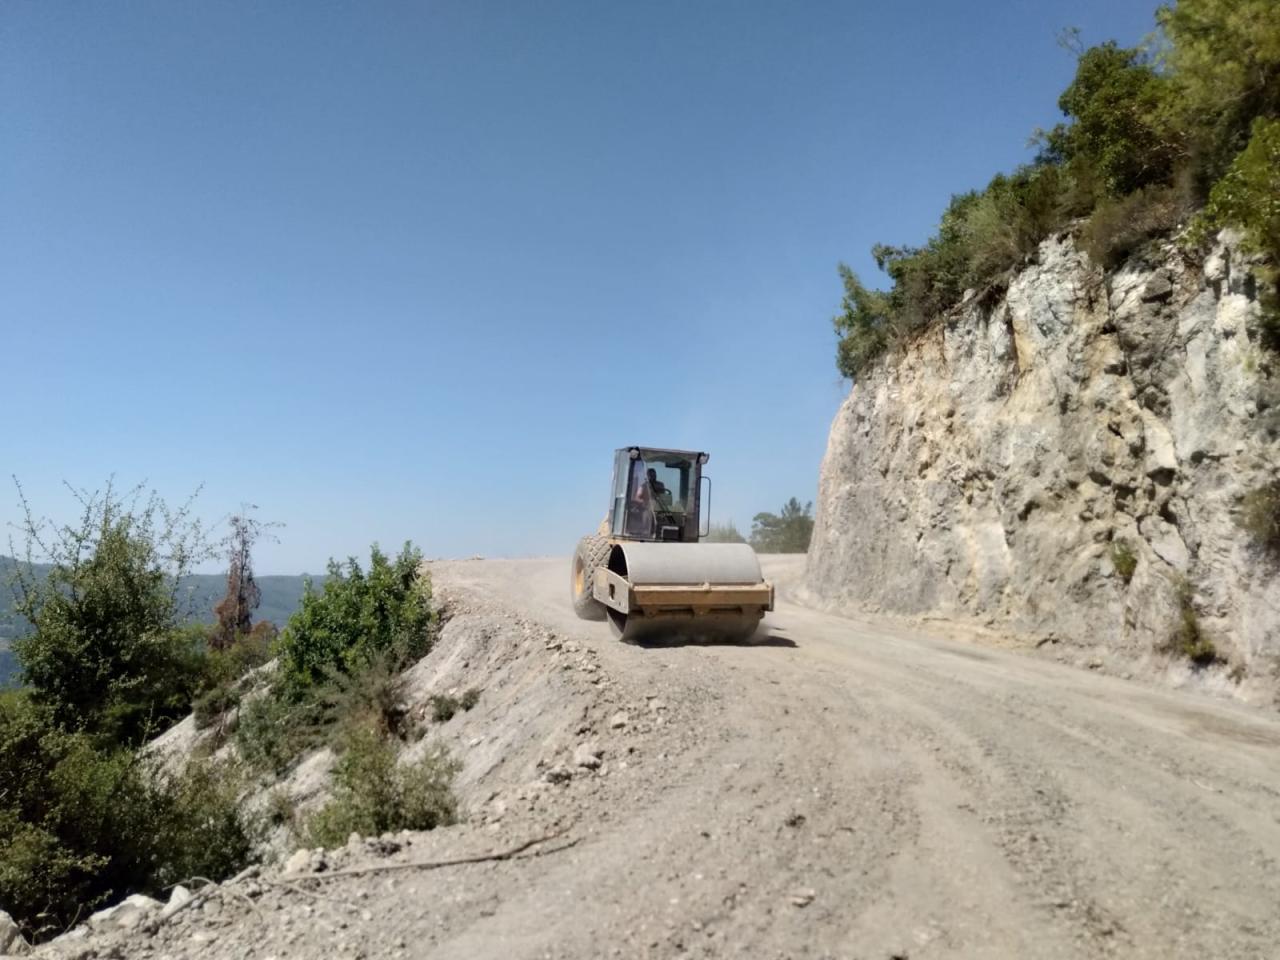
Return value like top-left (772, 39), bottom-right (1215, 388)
top-left (265, 789), bottom-right (296, 831)
top-left (319, 649), bottom-right (412, 740)
top-left (191, 624), bottom-right (276, 731)
top-left (1110, 540), bottom-right (1138, 583)
top-left (872, 190), bottom-right (978, 337)
top-left (147, 758), bottom-right (259, 891)
top-left (8, 483), bottom-right (213, 746)
top-left (277, 543), bottom-right (434, 693)
top-left (0, 693), bottom-right (256, 942)
top-left (1081, 184), bottom-right (1187, 269)
top-left (192, 684), bottom-right (241, 730)
top-left (1240, 480), bottom-right (1280, 558)
top-left (303, 727), bottom-right (457, 848)
top-left (833, 263), bottom-right (891, 378)
top-left (1159, 0), bottom-right (1280, 185)
top-left (834, 164), bottom-right (1077, 378)
top-left (234, 689), bottom-right (330, 775)
top-left (1166, 580), bottom-right (1219, 666)
top-left (967, 165), bottom-right (1079, 281)
top-left (428, 688), bottom-right (482, 723)
top-left (1048, 42), bottom-right (1183, 198)
top-left (234, 546), bottom-right (434, 774)
top-left (1192, 118), bottom-right (1280, 348)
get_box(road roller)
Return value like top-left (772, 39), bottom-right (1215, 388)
top-left (570, 446), bottom-right (774, 643)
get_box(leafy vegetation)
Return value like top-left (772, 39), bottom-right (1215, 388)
top-left (7, 482), bottom-right (214, 746)
top-left (0, 484), bottom-right (275, 941)
top-left (1240, 479), bottom-right (1280, 559)
top-left (233, 689), bottom-right (330, 775)
top-left (1158, 0), bottom-right (1280, 185)
top-left (235, 542), bottom-right (438, 774)
top-left (190, 621), bottom-right (276, 730)
top-left (833, 0), bottom-right (1280, 378)
top-left (0, 555), bottom-right (319, 688)
top-left (0, 682), bottom-right (257, 943)
top-left (256, 551), bottom-right (453, 845)
top-left (1166, 579), bottom-right (1219, 665)
top-left (0, 480), bottom-right (451, 941)
top-left (304, 728), bottom-right (457, 849)
top-left (1192, 117), bottom-right (1280, 348)
top-left (0, 545), bottom-right (320, 621)
top-left (750, 498), bottom-right (815, 554)
top-left (428, 688), bottom-right (481, 723)
top-left (1043, 40), bottom-right (1183, 198)
top-left (1110, 540), bottom-right (1139, 584)
top-left (1080, 183), bottom-right (1188, 270)
top-left (276, 543), bottom-right (434, 693)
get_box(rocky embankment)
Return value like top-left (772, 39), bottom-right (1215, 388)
top-left (805, 232), bottom-right (1280, 704)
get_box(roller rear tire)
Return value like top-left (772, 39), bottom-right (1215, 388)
top-left (570, 534), bottom-right (610, 620)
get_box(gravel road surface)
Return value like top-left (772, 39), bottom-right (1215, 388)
top-left (426, 555), bottom-right (1280, 959)
top-left (44, 555), bottom-right (1280, 960)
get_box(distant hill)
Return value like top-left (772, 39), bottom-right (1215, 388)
top-left (0, 556), bottom-right (322, 687)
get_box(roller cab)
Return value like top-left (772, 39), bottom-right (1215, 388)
top-left (570, 446), bottom-right (774, 643)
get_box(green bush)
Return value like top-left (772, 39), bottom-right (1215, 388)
top-left (235, 689), bottom-right (330, 775)
top-left (303, 727), bottom-right (457, 848)
top-left (428, 688), bottom-right (481, 723)
top-left (1110, 540), bottom-right (1138, 584)
top-left (963, 166), bottom-right (1077, 281)
top-left (234, 544), bottom-right (435, 774)
top-left (834, 165), bottom-right (1076, 377)
top-left (1193, 118), bottom-right (1280, 347)
top-left (0, 692), bottom-right (256, 942)
top-left (1167, 580), bottom-right (1219, 666)
top-left (833, 263), bottom-right (891, 378)
top-left (1081, 184), bottom-right (1187, 269)
top-left (146, 758), bottom-right (259, 892)
top-left (1159, 0), bottom-right (1280, 185)
top-left (191, 623), bottom-right (276, 731)
top-left (192, 684), bottom-right (241, 730)
top-left (9, 484), bottom-right (213, 746)
top-left (277, 543), bottom-right (434, 693)
top-left (1047, 42), bottom-right (1182, 198)
top-left (319, 649), bottom-right (412, 740)
top-left (1240, 480), bottom-right (1280, 558)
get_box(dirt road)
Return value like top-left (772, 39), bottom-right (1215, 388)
top-left (426, 555), bottom-right (1280, 959)
top-left (60, 555), bottom-right (1280, 960)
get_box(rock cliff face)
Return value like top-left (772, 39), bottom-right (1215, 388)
top-left (805, 232), bottom-right (1279, 701)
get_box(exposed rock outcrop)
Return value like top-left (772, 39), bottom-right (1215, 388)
top-left (805, 232), bottom-right (1279, 703)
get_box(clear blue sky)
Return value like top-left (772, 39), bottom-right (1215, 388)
top-left (2, 0), bottom-right (1159, 573)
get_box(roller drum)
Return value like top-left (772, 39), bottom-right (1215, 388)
top-left (595, 542), bottom-right (772, 644)
top-left (614, 542), bottom-right (766, 585)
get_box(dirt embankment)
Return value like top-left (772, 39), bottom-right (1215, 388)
top-left (28, 556), bottom-right (1280, 960)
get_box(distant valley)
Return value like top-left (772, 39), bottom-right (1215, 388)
top-left (0, 556), bottom-right (322, 686)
